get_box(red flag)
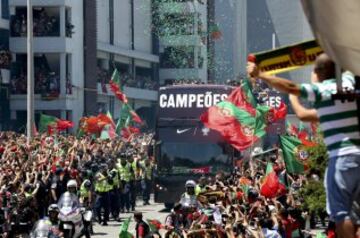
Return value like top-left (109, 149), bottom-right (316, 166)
top-left (109, 69), bottom-right (128, 103)
top-left (56, 120), bottom-right (74, 131)
top-left (260, 172), bottom-right (287, 198)
top-left (97, 113), bottom-right (115, 128)
top-left (274, 102), bottom-right (287, 120)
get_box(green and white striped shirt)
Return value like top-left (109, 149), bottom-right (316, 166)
top-left (300, 71), bottom-right (360, 158)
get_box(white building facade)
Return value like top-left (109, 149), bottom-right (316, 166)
top-left (5, 0), bottom-right (159, 131)
top-left (8, 0), bottom-right (84, 130)
top-left (96, 0), bottom-right (159, 127)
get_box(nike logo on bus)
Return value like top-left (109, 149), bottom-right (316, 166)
top-left (176, 128), bottom-right (191, 134)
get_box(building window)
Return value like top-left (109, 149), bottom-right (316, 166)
top-left (11, 7), bottom-right (60, 37)
top-left (1, 0), bottom-right (9, 20)
top-left (11, 53), bottom-right (60, 98)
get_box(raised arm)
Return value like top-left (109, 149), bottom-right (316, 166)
top-left (247, 62), bottom-right (301, 96)
top-left (289, 95), bottom-right (319, 122)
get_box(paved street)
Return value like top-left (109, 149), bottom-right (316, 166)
top-left (92, 199), bottom-right (169, 238)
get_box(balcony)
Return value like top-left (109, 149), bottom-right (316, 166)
top-left (10, 0), bottom-right (72, 7)
top-left (9, 6), bottom-right (74, 53)
top-left (11, 7), bottom-right (60, 37)
top-left (97, 58), bottom-right (159, 92)
top-left (97, 83), bottom-right (158, 101)
top-left (10, 53), bottom-right (65, 99)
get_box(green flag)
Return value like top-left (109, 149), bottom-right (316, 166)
top-left (119, 218), bottom-right (133, 238)
top-left (242, 78), bottom-right (258, 108)
top-left (39, 114), bottom-right (58, 133)
top-left (112, 68), bottom-right (121, 85)
top-left (265, 162), bottom-right (273, 175)
top-left (116, 104), bottom-right (131, 134)
top-left (279, 135), bottom-right (308, 174)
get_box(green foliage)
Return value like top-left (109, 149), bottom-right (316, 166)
top-left (299, 142), bottom-right (328, 215)
top-left (307, 141), bottom-right (328, 178)
top-left (299, 180), bottom-right (326, 215)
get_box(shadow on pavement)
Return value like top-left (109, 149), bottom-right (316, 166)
top-left (93, 232), bottom-right (107, 236)
top-left (159, 208), bottom-right (171, 213)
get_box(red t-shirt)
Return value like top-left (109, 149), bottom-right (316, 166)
top-left (281, 217), bottom-right (299, 238)
top-left (138, 224), bottom-right (145, 237)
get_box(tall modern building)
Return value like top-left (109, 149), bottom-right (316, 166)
top-left (0, 0), bottom-right (11, 130)
top-left (247, 0), bottom-right (313, 83)
top-left (3, 0), bottom-right (158, 131)
top-left (96, 0), bottom-right (159, 127)
top-left (212, 0), bottom-right (247, 84)
top-left (155, 0), bottom-right (209, 84)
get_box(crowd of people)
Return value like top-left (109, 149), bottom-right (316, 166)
top-left (0, 131), bottom-right (156, 237)
top-left (130, 148), bottom-right (330, 238)
top-left (97, 67), bottom-right (158, 91)
top-left (11, 66), bottom-right (60, 96)
top-left (11, 10), bottom-right (59, 37)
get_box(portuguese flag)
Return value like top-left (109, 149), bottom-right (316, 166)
top-left (116, 104), bottom-right (141, 139)
top-left (200, 100), bottom-right (267, 151)
top-left (110, 69), bottom-right (128, 104)
top-left (201, 87), bottom-right (287, 151)
top-left (260, 163), bottom-right (287, 198)
top-left (279, 135), bottom-right (311, 174)
top-left (39, 114), bottom-right (74, 134)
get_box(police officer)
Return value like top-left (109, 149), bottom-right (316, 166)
top-left (127, 155), bottom-right (137, 211)
top-left (180, 180), bottom-right (200, 208)
top-left (79, 179), bottom-right (92, 207)
top-left (117, 157), bottom-right (133, 213)
top-left (45, 204), bottom-right (63, 237)
top-left (141, 159), bottom-right (154, 206)
top-left (195, 176), bottom-right (207, 196)
top-left (94, 165), bottom-right (110, 226)
top-left (108, 162), bottom-right (121, 221)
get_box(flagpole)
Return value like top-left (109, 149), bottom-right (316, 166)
top-left (249, 109), bottom-right (258, 177)
top-left (26, 0), bottom-right (34, 144)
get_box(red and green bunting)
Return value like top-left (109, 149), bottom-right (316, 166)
top-left (260, 163), bottom-right (287, 198)
top-left (279, 135), bottom-right (313, 174)
top-left (116, 104), bottom-right (142, 139)
top-left (109, 69), bottom-right (128, 104)
top-left (39, 114), bottom-right (74, 135)
top-left (200, 81), bottom-right (287, 151)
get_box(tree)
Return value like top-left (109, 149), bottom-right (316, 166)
top-left (299, 142), bottom-right (328, 216)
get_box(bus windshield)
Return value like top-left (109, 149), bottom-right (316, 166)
top-left (158, 142), bottom-right (231, 175)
